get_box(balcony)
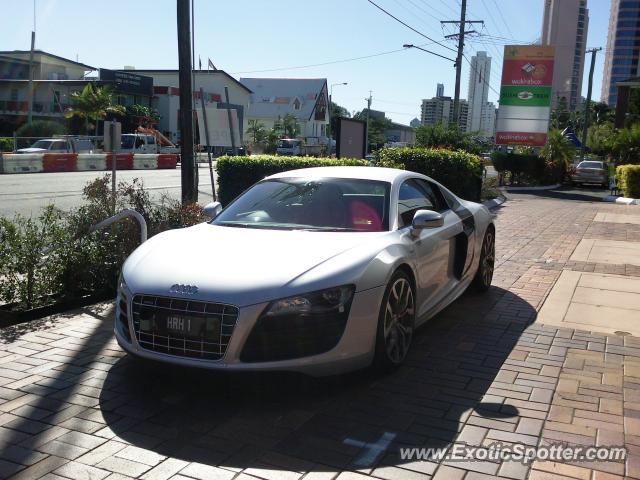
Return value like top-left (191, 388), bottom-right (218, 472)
top-left (0, 100), bottom-right (69, 116)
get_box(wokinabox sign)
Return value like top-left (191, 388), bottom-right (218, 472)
top-left (496, 45), bottom-right (555, 147)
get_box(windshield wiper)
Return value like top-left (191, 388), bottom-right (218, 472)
top-left (295, 227), bottom-right (360, 232)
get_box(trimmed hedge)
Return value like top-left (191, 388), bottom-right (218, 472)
top-left (376, 147), bottom-right (483, 201)
top-left (617, 164), bottom-right (640, 199)
top-left (491, 152), bottom-right (561, 186)
top-left (215, 155), bottom-right (367, 205)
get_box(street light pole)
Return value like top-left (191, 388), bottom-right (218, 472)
top-left (329, 82), bottom-right (347, 145)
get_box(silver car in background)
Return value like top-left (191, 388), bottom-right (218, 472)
top-left (570, 160), bottom-right (609, 187)
top-left (115, 167), bottom-right (495, 376)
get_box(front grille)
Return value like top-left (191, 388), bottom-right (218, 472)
top-left (131, 294), bottom-right (238, 360)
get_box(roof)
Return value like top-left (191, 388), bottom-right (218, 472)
top-left (239, 77), bottom-right (327, 121)
top-left (266, 166), bottom-right (413, 183)
top-left (0, 50), bottom-right (95, 70)
top-left (122, 69), bottom-right (252, 94)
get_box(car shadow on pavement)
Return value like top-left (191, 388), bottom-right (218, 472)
top-left (97, 286), bottom-right (535, 472)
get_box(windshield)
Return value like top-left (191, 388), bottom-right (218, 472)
top-left (213, 178), bottom-right (390, 232)
top-left (278, 140), bottom-right (297, 148)
top-left (578, 161), bottom-right (604, 169)
top-left (121, 136), bottom-right (135, 149)
top-left (30, 140), bottom-right (54, 149)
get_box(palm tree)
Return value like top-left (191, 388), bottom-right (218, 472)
top-left (246, 119), bottom-right (267, 145)
top-left (64, 83), bottom-right (125, 135)
top-left (281, 114), bottom-right (300, 138)
top-left (540, 129), bottom-right (576, 182)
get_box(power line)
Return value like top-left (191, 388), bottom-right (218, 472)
top-left (229, 44), bottom-right (429, 74)
top-left (492, 0), bottom-right (515, 39)
top-left (366, 0), bottom-right (457, 53)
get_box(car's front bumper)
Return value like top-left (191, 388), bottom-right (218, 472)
top-left (114, 285), bottom-right (386, 377)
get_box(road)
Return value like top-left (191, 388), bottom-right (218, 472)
top-left (0, 165), bottom-right (217, 218)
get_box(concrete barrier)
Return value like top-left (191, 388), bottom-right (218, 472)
top-left (43, 153), bottom-right (78, 172)
top-left (0, 153), bottom-right (177, 174)
top-left (158, 154), bottom-right (179, 169)
top-left (133, 154), bottom-right (159, 170)
top-left (106, 153), bottom-right (134, 170)
top-left (0, 153), bottom-right (44, 173)
top-left (76, 154), bottom-right (107, 171)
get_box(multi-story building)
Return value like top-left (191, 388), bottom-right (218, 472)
top-left (123, 69), bottom-right (251, 144)
top-left (420, 96), bottom-right (468, 131)
top-left (436, 83), bottom-right (444, 97)
top-left (479, 101), bottom-right (496, 138)
top-left (541, 0), bottom-right (589, 111)
top-left (601, 0), bottom-right (640, 106)
top-left (0, 50), bottom-right (159, 135)
top-left (466, 51), bottom-right (491, 135)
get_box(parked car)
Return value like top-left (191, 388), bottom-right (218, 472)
top-left (570, 160), bottom-right (609, 188)
top-left (16, 137), bottom-right (95, 154)
top-left (276, 138), bottom-right (303, 156)
top-left (115, 167), bottom-right (495, 376)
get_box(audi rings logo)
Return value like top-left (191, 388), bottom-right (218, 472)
top-left (169, 284), bottom-right (199, 295)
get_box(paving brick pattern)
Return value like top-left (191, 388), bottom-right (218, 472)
top-left (1, 195), bottom-right (640, 479)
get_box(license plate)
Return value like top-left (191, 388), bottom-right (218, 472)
top-left (166, 314), bottom-right (192, 334)
top-left (164, 314), bottom-right (219, 339)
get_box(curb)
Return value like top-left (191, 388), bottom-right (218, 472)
top-left (500, 184), bottom-right (561, 191)
top-left (603, 195), bottom-right (640, 205)
top-left (483, 195), bottom-right (507, 210)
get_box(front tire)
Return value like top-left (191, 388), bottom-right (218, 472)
top-left (472, 227), bottom-right (495, 293)
top-left (374, 270), bottom-right (415, 370)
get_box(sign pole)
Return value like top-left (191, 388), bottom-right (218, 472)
top-left (199, 87), bottom-right (217, 201)
top-left (111, 121), bottom-right (117, 214)
top-left (224, 86), bottom-right (237, 156)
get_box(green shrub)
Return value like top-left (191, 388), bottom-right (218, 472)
top-left (0, 175), bottom-right (205, 310)
top-left (376, 147), bottom-right (483, 201)
top-left (617, 164), bottom-right (640, 199)
top-left (215, 155), bottom-right (368, 205)
top-left (0, 207), bottom-right (69, 309)
top-left (0, 138), bottom-right (13, 152)
top-left (490, 152), bottom-right (555, 186)
top-left (15, 119), bottom-right (66, 138)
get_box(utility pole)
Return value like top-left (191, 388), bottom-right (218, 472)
top-left (580, 47), bottom-right (602, 162)
top-left (441, 0), bottom-right (483, 128)
top-left (365, 91), bottom-right (372, 155)
top-left (177, 0), bottom-right (197, 204)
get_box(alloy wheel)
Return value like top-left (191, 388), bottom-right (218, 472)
top-left (383, 277), bottom-right (415, 364)
top-left (481, 230), bottom-right (495, 287)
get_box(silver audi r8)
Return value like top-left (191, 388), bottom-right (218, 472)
top-left (115, 166), bottom-right (495, 376)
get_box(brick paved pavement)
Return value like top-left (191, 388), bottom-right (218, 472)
top-left (1, 195), bottom-right (640, 480)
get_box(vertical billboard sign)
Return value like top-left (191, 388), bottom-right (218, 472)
top-left (496, 45), bottom-right (555, 147)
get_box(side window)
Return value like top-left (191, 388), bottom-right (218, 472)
top-left (397, 179), bottom-right (437, 228)
top-left (415, 179), bottom-right (449, 212)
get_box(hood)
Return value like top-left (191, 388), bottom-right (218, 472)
top-left (123, 223), bottom-right (385, 307)
top-left (16, 148), bottom-right (47, 153)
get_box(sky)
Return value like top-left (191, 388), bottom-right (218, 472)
top-left (1, 0), bottom-right (612, 124)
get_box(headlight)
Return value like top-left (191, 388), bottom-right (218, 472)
top-left (118, 271), bottom-right (128, 293)
top-left (264, 285), bottom-right (355, 317)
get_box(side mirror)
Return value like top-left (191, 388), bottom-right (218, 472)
top-left (411, 209), bottom-right (444, 233)
top-left (203, 201), bottom-right (222, 219)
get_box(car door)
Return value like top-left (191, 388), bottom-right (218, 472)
top-left (397, 179), bottom-right (462, 320)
